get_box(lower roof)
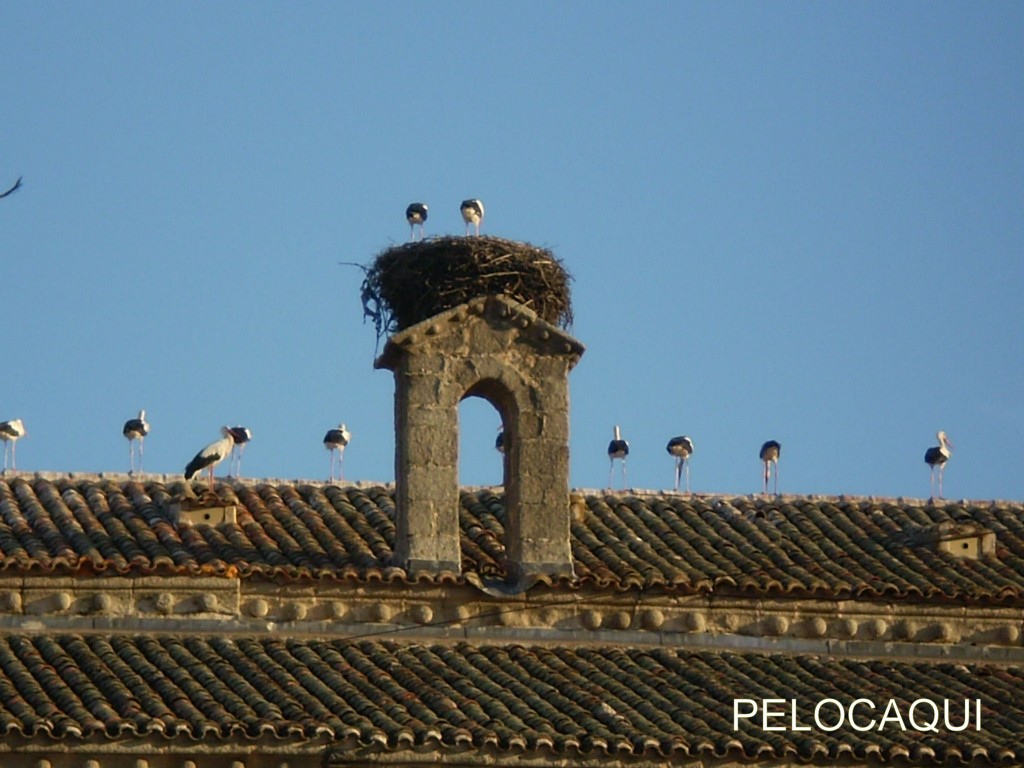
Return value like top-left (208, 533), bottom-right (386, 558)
top-left (0, 632), bottom-right (1019, 764)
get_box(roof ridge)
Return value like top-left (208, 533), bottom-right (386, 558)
top-left (3, 472), bottom-right (1021, 506)
top-left (570, 486), bottom-right (1023, 506)
top-left (2, 470), bottom-right (396, 489)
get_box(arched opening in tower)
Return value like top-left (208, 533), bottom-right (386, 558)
top-left (458, 396), bottom-right (505, 488)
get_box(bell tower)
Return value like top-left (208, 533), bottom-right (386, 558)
top-left (376, 294), bottom-right (584, 580)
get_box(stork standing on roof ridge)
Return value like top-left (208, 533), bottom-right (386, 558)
top-left (759, 439), bottom-right (781, 494)
top-left (607, 425), bottom-right (629, 489)
top-left (184, 427), bottom-right (235, 489)
top-left (227, 426), bottom-right (252, 477)
top-left (406, 202), bottom-right (428, 241)
top-left (122, 410), bottom-right (150, 475)
top-left (460, 199), bottom-right (484, 236)
top-left (324, 423), bottom-right (351, 483)
top-left (0, 419), bottom-right (26, 471)
top-left (924, 430), bottom-right (953, 499)
top-left (666, 435), bottom-right (694, 492)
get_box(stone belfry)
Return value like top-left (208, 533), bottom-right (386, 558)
top-left (372, 238), bottom-right (584, 580)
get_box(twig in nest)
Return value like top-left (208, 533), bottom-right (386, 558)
top-left (359, 236), bottom-right (573, 351)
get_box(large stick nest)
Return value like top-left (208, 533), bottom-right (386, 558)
top-left (361, 236), bottom-right (573, 339)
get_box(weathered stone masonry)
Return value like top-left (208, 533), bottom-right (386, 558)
top-left (376, 294), bottom-right (585, 579)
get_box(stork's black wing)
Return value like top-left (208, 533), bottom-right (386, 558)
top-left (0, 177), bottom-right (22, 199)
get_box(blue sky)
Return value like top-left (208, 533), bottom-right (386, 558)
top-left (2, 3), bottom-right (1022, 500)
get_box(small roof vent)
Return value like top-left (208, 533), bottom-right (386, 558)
top-left (917, 522), bottom-right (996, 560)
top-left (170, 494), bottom-right (237, 526)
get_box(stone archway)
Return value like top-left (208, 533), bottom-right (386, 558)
top-left (375, 295), bottom-right (584, 580)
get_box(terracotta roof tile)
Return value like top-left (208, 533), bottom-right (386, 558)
top-left (0, 634), bottom-right (1019, 762)
top-left (1, 477), bottom-right (1023, 602)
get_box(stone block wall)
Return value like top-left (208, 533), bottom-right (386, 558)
top-left (376, 295), bottom-right (584, 579)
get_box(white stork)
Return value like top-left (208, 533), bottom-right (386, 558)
top-left (607, 425), bottom-right (629, 489)
top-left (759, 440), bottom-right (781, 494)
top-left (184, 427), bottom-right (235, 488)
top-left (122, 410), bottom-right (150, 475)
top-left (227, 426), bottom-right (252, 477)
top-left (0, 177), bottom-right (22, 199)
top-left (924, 430), bottom-right (953, 499)
top-left (324, 423), bottom-right (351, 482)
top-left (666, 435), bottom-right (694, 493)
top-left (406, 202), bottom-right (428, 241)
top-left (0, 419), bottom-right (26, 471)
top-left (460, 199), bottom-right (484, 236)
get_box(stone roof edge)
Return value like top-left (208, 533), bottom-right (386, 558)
top-left (5, 612), bottom-right (1024, 665)
top-left (0, 733), bottom-right (330, 758)
top-left (374, 294), bottom-right (585, 370)
top-left (391, 293), bottom-right (575, 342)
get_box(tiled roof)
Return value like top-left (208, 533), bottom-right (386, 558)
top-left (1, 476), bottom-right (1023, 602)
top-left (0, 634), bottom-right (1018, 763)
